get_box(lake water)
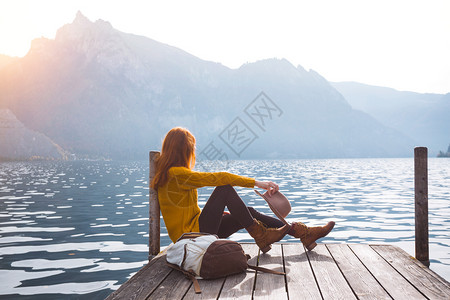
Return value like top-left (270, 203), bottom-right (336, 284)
top-left (0, 158), bottom-right (449, 299)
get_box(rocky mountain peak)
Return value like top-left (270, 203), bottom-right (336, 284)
top-left (55, 11), bottom-right (116, 47)
top-left (51, 11), bottom-right (134, 73)
top-left (28, 37), bottom-right (52, 56)
top-left (73, 10), bottom-right (91, 26)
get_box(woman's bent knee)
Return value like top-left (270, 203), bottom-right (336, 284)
top-left (214, 184), bottom-right (234, 194)
top-left (247, 206), bottom-right (257, 215)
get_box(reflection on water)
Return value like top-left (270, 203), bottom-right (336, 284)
top-left (0, 158), bottom-right (449, 299)
top-left (0, 161), bottom-right (150, 299)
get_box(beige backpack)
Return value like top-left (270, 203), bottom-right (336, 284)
top-left (166, 232), bottom-right (284, 294)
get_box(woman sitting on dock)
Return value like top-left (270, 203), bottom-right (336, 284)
top-left (151, 127), bottom-right (335, 252)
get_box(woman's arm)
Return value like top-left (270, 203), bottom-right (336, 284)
top-left (171, 167), bottom-right (255, 189)
top-left (171, 167), bottom-right (278, 194)
top-left (255, 180), bottom-right (279, 195)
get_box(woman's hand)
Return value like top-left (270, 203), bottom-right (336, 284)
top-left (255, 180), bottom-right (279, 196)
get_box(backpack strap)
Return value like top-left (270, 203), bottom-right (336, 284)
top-left (190, 276), bottom-right (201, 294)
top-left (247, 264), bottom-right (285, 275)
top-left (167, 262), bottom-right (202, 294)
top-left (245, 254), bottom-right (285, 275)
top-left (176, 232), bottom-right (218, 242)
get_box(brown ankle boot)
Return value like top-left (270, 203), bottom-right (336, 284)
top-left (291, 221), bottom-right (335, 251)
top-left (246, 219), bottom-right (290, 253)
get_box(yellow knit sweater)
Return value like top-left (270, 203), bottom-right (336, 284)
top-left (157, 166), bottom-right (255, 242)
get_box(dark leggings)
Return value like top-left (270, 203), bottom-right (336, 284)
top-left (198, 185), bottom-right (285, 238)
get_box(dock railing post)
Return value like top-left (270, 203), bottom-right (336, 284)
top-left (414, 147), bottom-right (430, 267)
top-left (149, 151), bottom-right (161, 259)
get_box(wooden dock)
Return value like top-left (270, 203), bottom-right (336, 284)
top-left (106, 149), bottom-right (449, 299)
top-left (106, 242), bottom-right (450, 299)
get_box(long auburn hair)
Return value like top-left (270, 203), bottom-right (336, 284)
top-left (151, 127), bottom-right (196, 189)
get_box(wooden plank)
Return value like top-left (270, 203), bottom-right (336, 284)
top-left (147, 267), bottom-right (192, 299)
top-left (106, 253), bottom-right (171, 300)
top-left (253, 244), bottom-right (288, 300)
top-left (282, 243), bottom-right (322, 300)
top-left (350, 244), bottom-right (426, 299)
top-left (326, 244), bottom-right (391, 300)
top-left (219, 243), bottom-right (260, 300)
top-left (372, 245), bottom-right (450, 299)
top-left (184, 277), bottom-right (226, 300)
top-left (307, 244), bottom-right (356, 299)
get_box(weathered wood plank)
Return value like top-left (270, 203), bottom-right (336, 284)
top-left (219, 243), bottom-right (260, 300)
top-left (183, 277), bottom-right (226, 300)
top-left (282, 243), bottom-right (321, 299)
top-left (147, 267), bottom-right (192, 299)
top-left (326, 244), bottom-right (391, 300)
top-left (372, 245), bottom-right (450, 299)
top-left (106, 252), bottom-right (171, 300)
top-left (307, 244), bottom-right (356, 299)
top-left (253, 244), bottom-right (288, 299)
top-left (350, 244), bottom-right (426, 299)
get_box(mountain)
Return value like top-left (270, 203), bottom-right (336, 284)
top-left (0, 54), bottom-right (19, 70)
top-left (437, 144), bottom-right (450, 157)
top-left (0, 12), bottom-right (415, 160)
top-left (332, 82), bottom-right (450, 155)
top-left (0, 109), bottom-right (67, 161)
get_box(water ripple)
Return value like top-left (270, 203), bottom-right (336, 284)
top-left (0, 158), bottom-right (448, 298)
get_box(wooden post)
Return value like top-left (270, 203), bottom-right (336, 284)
top-left (149, 151), bottom-right (160, 259)
top-left (414, 147), bottom-right (429, 267)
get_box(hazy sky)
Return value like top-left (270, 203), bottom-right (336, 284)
top-left (1, 0), bottom-right (449, 94)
